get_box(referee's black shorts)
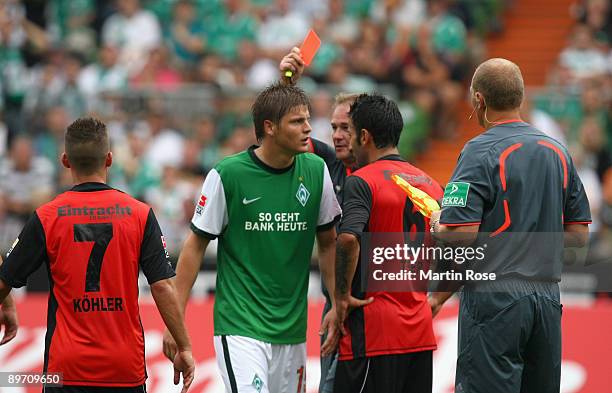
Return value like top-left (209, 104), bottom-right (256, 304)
top-left (42, 385), bottom-right (146, 393)
top-left (334, 350), bottom-right (432, 393)
top-left (455, 280), bottom-right (562, 393)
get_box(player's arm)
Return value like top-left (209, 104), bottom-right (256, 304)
top-left (176, 167), bottom-right (226, 310)
top-left (317, 226), bottom-right (339, 355)
top-left (316, 164), bottom-right (344, 347)
top-left (150, 278), bottom-right (195, 393)
top-left (0, 213), bottom-right (48, 345)
top-left (334, 233), bottom-right (373, 335)
top-left (0, 289), bottom-right (16, 346)
top-left (164, 168), bottom-right (227, 360)
top-left (151, 279), bottom-right (192, 351)
top-left (0, 254), bottom-right (11, 304)
top-left (334, 176), bottom-right (374, 335)
top-left (175, 233), bottom-right (210, 311)
top-left (0, 280), bottom-right (10, 306)
top-left (317, 227), bottom-right (337, 307)
top-left (335, 232), bottom-right (363, 335)
top-left (0, 255), bottom-right (18, 346)
top-left (139, 209), bottom-right (195, 392)
top-left (316, 164), bottom-right (342, 299)
top-left (160, 232), bottom-right (209, 367)
top-left (279, 47), bottom-right (304, 86)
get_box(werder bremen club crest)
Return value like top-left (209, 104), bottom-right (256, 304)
top-left (296, 183), bottom-right (310, 207)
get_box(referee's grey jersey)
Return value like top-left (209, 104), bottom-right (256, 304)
top-left (440, 120), bottom-right (591, 281)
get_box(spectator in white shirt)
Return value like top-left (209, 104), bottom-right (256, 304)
top-left (141, 109), bottom-right (185, 170)
top-left (102, 0), bottom-right (161, 75)
top-left (0, 135), bottom-right (54, 213)
top-left (559, 24), bottom-right (608, 83)
top-left (78, 45), bottom-right (128, 111)
top-left (257, 0), bottom-right (309, 59)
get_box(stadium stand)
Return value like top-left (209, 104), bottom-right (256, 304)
top-left (0, 0), bottom-right (609, 275)
top-left (0, 0), bottom-right (513, 259)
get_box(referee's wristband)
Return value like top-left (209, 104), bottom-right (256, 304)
top-left (430, 218), bottom-right (441, 233)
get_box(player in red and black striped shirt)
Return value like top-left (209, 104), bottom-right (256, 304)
top-left (334, 94), bottom-right (443, 393)
top-left (0, 118), bottom-right (194, 393)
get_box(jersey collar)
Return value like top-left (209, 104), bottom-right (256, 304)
top-left (376, 154), bottom-right (405, 162)
top-left (70, 182), bottom-right (114, 192)
top-left (492, 119), bottom-right (524, 126)
top-left (248, 145), bottom-right (295, 174)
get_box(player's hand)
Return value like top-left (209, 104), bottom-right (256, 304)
top-left (428, 295), bottom-right (442, 319)
top-left (173, 349), bottom-right (195, 393)
top-left (335, 295), bottom-right (374, 336)
top-left (162, 328), bottom-right (178, 361)
top-left (279, 47), bottom-right (305, 84)
top-left (0, 303), bottom-right (18, 345)
top-left (320, 306), bottom-right (340, 356)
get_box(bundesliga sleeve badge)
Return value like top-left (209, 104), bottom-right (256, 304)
top-left (442, 182), bottom-right (470, 207)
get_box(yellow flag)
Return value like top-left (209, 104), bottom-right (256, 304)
top-left (391, 174), bottom-right (440, 218)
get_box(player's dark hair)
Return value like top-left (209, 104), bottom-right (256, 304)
top-left (65, 117), bottom-right (109, 175)
top-left (349, 93), bottom-right (403, 148)
top-left (251, 82), bottom-right (311, 142)
top-left (472, 58), bottom-right (524, 111)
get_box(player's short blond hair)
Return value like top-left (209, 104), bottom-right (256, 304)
top-left (333, 93), bottom-right (361, 109)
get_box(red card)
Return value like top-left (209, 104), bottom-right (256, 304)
top-left (300, 29), bottom-right (321, 66)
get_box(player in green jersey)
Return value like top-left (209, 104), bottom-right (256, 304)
top-left (163, 82), bottom-right (342, 393)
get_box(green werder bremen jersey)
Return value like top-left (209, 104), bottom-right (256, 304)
top-left (191, 146), bottom-right (341, 344)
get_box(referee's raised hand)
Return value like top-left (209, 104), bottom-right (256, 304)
top-left (174, 349), bottom-right (195, 393)
top-left (279, 47), bottom-right (305, 85)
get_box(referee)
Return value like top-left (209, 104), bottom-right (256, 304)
top-left (430, 58), bottom-right (591, 393)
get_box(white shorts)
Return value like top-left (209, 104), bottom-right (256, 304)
top-left (214, 335), bottom-right (307, 393)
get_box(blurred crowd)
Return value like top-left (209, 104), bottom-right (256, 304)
top-left (0, 0), bottom-right (508, 257)
top-left (529, 0), bottom-right (612, 258)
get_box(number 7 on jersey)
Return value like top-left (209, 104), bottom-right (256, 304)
top-left (74, 223), bottom-right (113, 292)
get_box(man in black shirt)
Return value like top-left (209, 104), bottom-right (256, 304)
top-left (308, 93), bottom-right (358, 205)
top-left (430, 58), bottom-right (591, 393)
